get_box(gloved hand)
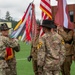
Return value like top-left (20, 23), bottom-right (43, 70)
top-left (13, 44), bottom-right (20, 52)
top-left (27, 56), bottom-right (32, 62)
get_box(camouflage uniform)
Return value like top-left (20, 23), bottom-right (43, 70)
top-left (0, 35), bottom-right (19, 75)
top-left (6, 44), bottom-right (20, 75)
top-left (30, 36), bottom-right (39, 75)
top-left (29, 24), bottom-right (40, 75)
top-left (37, 32), bottom-right (66, 75)
top-left (58, 28), bottom-right (74, 75)
top-left (73, 30), bottom-right (75, 61)
top-left (6, 57), bottom-right (17, 75)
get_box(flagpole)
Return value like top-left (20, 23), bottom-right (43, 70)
top-left (32, 0), bottom-right (34, 3)
top-left (31, 0), bottom-right (34, 4)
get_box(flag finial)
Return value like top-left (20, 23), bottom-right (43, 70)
top-left (32, 0), bottom-right (34, 3)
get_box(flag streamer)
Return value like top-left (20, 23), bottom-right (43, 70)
top-left (11, 3), bottom-right (38, 43)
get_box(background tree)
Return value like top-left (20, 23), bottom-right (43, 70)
top-left (4, 11), bottom-right (18, 28)
top-left (5, 11), bottom-right (12, 21)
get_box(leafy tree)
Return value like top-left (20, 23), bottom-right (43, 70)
top-left (5, 11), bottom-right (12, 21)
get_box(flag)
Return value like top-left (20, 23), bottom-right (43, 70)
top-left (14, 3), bottom-right (32, 31)
top-left (11, 3), bottom-right (33, 41)
top-left (54, 0), bottom-right (74, 29)
top-left (5, 47), bottom-right (14, 60)
top-left (11, 3), bottom-right (38, 43)
top-left (31, 3), bottom-right (38, 43)
top-left (40, 0), bottom-right (52, 20)
top-left (40, 0), bottom-right (52, 36)
top-left (25, 12), bottom-right (32, 42)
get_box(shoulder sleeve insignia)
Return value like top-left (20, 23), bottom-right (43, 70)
top-left (61, 39), bottom-right (65, 45)
top-left (37, 41), bottom-right (43, 49)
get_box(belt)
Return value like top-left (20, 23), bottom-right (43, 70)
top-left (0, 57), bottom-right (5, 60)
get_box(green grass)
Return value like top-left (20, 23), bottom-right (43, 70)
top-left (71, 61), bottom-right (75, 75)
top-left (16, 42), bottom-right (75, 75)
top-left (16, 42), bottom-right (34, 75)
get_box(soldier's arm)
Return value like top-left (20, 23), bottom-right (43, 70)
top-left (73, 32), bottom-right (75, 61)
top-left (37, 38), bottom-right (46, 67)
top-left (60, 39), bottom-right (66, 65)
top-left (29, 43), bottom-right (33, 56)
top-left (12, 44), bottom-right (20, 52)
top-left (58, 29), bottom-right (73, 41)
top-left (2, 36), bottom-right (19, 48)
top-left (66, 30), bottom-right (74, 41)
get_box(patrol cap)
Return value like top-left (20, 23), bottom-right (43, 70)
top-left (0, 23), bottom-right (11, 31)
top-left (41, 19), bottom-right (57, 29)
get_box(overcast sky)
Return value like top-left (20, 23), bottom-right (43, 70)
top-left (0, 0), bottom-right (75, 21)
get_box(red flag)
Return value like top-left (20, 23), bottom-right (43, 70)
top-left (54, 0), bottom-right (74, 29)
top-left (5, 47), bottom-right (13, 60)
top-left (25, 14), bottom-right (31, 42)
top-left (31, 3), bottom-right (38, 43)
top-left (40, 0), bottom-right (52, 20)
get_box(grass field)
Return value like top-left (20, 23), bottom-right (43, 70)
top-left (15, 42), bottom-right (75, 75)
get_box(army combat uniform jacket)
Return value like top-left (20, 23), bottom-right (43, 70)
top-left (73, 30), bottom-right (75, 60)
top-left (0, 36), bottom-right (19, 69)
top-left (30, 36), bottom-right (39, 60)
top-left (37, 32), bottom-right (66, 71)
top-left (58, 30), bottom-right (74, 56)
top-left (58, 29), bottom-right (74, 75)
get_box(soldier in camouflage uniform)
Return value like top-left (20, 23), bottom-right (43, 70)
top-left (1, 23), bottom-right (20, 75)
top-left (73, 29), bottom-right (75, 61)
top-left (58, 27), bottom-right (74, 75)
top-left (0, 23), bottom-right (19, 75)
top-left (37, 20), bottom-right (66, 75)
top-left (28, 25), bottom-right (40, 75)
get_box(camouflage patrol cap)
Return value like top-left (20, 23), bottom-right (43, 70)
top-left (41, 19), bottom-right (57, 29)
top-left (0, 23), bottom-right (11, 31)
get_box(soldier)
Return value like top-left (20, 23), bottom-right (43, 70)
top-left (58, 26), bottom-right (74, 75)
top-left (27, 24), bottom-right (40, 75)
top-left (0, 23), bottom-right (19, 75)
top-left (37, 20), bottom-right (66, 75)
top-left (1, 23), bottom-right (20, 75)
top-left (73, 28), bottom-right (75, 61)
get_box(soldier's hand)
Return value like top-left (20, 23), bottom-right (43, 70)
top-left (13, 44), bottom-right (20, 52)
top-left (27, 56), bottom-right (32, 62)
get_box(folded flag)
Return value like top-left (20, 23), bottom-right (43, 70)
top-left (5, 47), bottom-right (14, 60)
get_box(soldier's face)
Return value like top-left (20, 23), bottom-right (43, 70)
top-left (1, 30), bottom-right (9, 36)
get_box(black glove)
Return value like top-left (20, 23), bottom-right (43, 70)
top-left (27, 56), bottom-right (32, 62)
top-left (13, 44), bottom-right (20, 52)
